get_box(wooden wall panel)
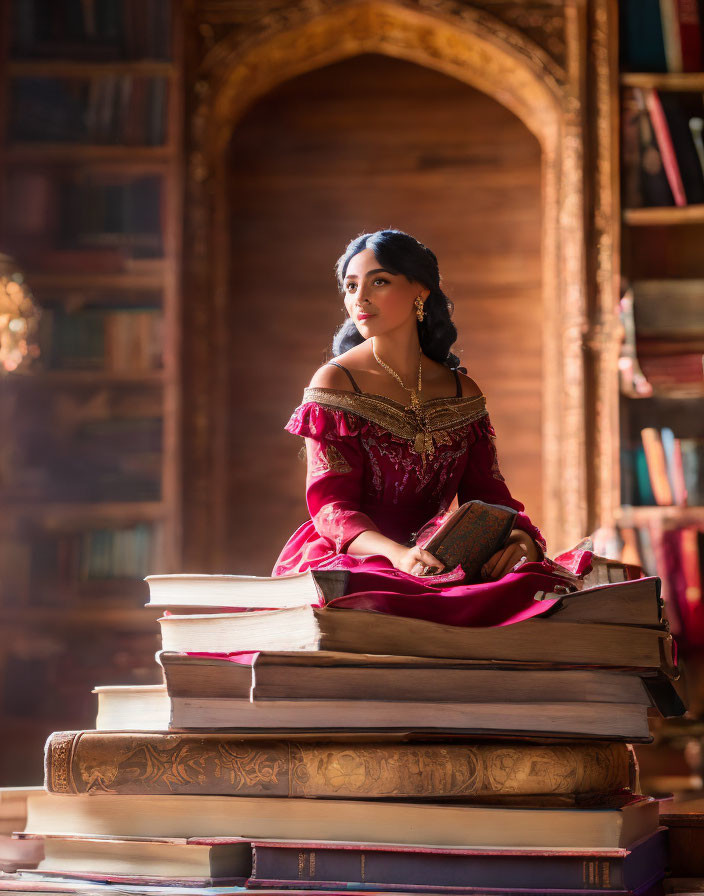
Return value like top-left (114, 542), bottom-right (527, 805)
top-left (224, 53), bottom-right (543, 574)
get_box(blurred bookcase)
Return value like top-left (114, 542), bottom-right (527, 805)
top-left (616, 1), bottom-right (704, 675)
top-left (0, 0), bottom-right (182, 782)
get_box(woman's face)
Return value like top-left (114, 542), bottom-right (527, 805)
top-left (342, 247), bottom-right (428, 339)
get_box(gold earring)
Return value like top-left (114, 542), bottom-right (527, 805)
top-left (415, 295), bottom-right (425, 322)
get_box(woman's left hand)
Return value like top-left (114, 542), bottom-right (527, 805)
top-left (481, 532), bottom-right (540, 581)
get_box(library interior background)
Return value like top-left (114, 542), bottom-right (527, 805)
top-left (0, 0), bottom-right (703, 842)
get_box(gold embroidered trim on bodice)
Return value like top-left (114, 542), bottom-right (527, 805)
top-left (301, 387), bottom-right (488, 461)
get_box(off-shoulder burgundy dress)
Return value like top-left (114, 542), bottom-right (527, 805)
top-left (272, 364), bottom-right (574, 627)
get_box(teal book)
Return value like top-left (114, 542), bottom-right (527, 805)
top-left (635, 444), bottom-right (657, 505)
top-left (621, 0), bottom-right (668, 72)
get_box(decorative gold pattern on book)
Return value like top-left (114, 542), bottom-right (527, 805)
top-left (46, 732), bottom-right (632, 799)
top-left (302, 387), bottom-right (488, 442)
top-left (47, 730), bottom-right (75, 795)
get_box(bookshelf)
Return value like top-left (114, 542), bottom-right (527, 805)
top-left (617, 1), bottom-right (704, 657)
top-left (0, 0), bottom-right (181, 783)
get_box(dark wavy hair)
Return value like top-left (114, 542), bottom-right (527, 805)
top-left (331, 229), bottom-right (464, 371)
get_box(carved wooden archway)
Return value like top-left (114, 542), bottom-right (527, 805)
top-left (182, 0), bottom-right (596, 565)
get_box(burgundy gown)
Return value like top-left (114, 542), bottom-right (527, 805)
top-left (272, 366), bottom-right (575, 627)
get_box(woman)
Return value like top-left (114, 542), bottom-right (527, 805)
top-left (272, 230), bottom-right (574, 627)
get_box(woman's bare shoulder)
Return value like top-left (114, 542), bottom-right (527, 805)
top-left (456, 371), bottom-right (483, 398)
top-left (308, 362), bottom-right (355, 391)
top-left (308, 345), bottom-right (370, 391)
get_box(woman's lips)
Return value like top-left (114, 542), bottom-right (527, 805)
top-left (357, 313), bottom-right (375, 321)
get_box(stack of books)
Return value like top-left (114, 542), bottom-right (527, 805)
top-left (0, 788), bottom-right (43, 873)
top-left (2, 563), bottom-right (685, 894)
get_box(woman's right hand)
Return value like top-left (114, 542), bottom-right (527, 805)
top-left (391, 545), bottom-right (446, 577)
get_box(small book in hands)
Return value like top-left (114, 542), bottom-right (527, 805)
top-left (415, 500), bottom-right (518, 582)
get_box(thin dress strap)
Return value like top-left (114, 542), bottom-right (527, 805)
top-left (326, 360), bottom-right (362, 394)
top-left (452, 368), bottom-right (462, 398)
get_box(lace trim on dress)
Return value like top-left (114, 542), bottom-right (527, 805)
top-left (298, 387), bottom-right (488, 444)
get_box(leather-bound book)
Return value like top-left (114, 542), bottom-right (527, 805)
top-left (44, 732), bottom-right (635, 799)
top-left (415, 500), bottom-right (517, 581)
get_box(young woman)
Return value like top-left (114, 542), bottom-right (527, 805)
top-left (272, 230), bottom-right (573, 626)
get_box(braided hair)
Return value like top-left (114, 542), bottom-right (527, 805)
top-left (331, 229), bottom-right (464, 371)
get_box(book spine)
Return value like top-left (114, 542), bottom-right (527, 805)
top-left (621, 90), bottom-right (644, 209)
top-left (674, 0), bottom-right (703, 70)
top-left (644, 88), bottom-right (688, 205)
top-left (641, 428), bottom-right (674, 505)
top-left (622, 0), bottom-right (668, 71)
top-left (44, 732), bottom-right (633, 799)
top-left (660, 0), bottom-right (684, 71)
top-left (671, 438), bottom-right (689, 505)
top-left (250, 836), bottom-right (665, 892)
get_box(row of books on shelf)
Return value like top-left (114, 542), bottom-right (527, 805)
top-left (0, 523), bottom-right (162, 606)
top-left (621, 0), bottom-right (704, 72)
top-left (0, 548), bottom-right (688, 893)
top-left (621, 522), bottom-right (704, 649)
top-left (38, 307), bottom-right (163, 372)
top-left (6, 172), bottom-right (163, 258)
top-left (621, 426), bottom-right (702, 506)
top-left (622, 86), bottom-right (704, 208)
top-left (619, 280), bottom-right (703, 396)
top-left (6, 415), bottom-right (162, 503)
top-left (11, 0), bottom-right (172, 61)
top-left (10, 76), bottom-right (168, 146)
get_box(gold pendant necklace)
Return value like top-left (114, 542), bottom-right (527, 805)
top-left (371, 339), bottom-right (422, 408)
top-left (372, 340), bottom-right (429, 456)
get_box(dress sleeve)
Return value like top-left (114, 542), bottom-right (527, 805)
top-left (457, 415), bottom-right (546, 556)
top-left (285, 401), bottom-right (380, 554)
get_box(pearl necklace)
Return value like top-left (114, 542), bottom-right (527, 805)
top-left (371, 340), bottom-right (423, 411)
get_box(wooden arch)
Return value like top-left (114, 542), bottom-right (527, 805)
top-left (182, 0), bottom-right (589, 565)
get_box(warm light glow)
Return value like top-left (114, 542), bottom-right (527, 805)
top-left (0, 254), bottom-right (41, 374)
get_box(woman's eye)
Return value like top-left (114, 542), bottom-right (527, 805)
top-left (345, 283), bottom-right (357, 292)
top-left (373, 278), bottom-right (388, 286)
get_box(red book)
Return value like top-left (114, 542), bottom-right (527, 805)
top-left (680, 526), bottom-right (702, 610)
top-left (644, 88), bottom-right (687, 206)
top-left (675, 0), bottom-right (703, 71)
top-left (671, 437), bottom-right (689, 505)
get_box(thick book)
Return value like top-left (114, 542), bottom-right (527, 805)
top-left (24, 791), bottom-right (659, 850)
top-left (44, 731), bottom-right (635, 799)
top-left (248, 829), bottom-right (667, 893)
top-left (158, 606), bottom-right (320, 653)
top-left (157, 576), bottom-right (668, 656)
top-left (157, 649), bottom-right (683, 719)
top-left (34, 835), bottom-right (250, 885)
top-left (311, 608), bottom-right (677, 675)
top-left (145, 569), bottom-right (348, 610)
top-left (538, 576), bottom-right (662, 626)
top-left (92, 686), bottom-right (654, 740)
top-left (159, 648), bottom-right (657, 703)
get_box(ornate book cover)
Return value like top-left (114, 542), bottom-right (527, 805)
top-left (45, 732), bottom-right (633, 800)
